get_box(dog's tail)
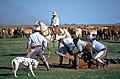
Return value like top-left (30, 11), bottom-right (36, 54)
top-left (11, 59), bottom-right (15, 71)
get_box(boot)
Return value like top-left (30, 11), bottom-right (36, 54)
top-left (74, 55), bottom-right (80, 69)
top-left (43, 61), bottom-right (50, 70)
top-left (59, 56), bottom-right (63, 65)
top-left (69, 59), bottom-right (73, 66)
top-left (76, 58), bottom-right (80, 69)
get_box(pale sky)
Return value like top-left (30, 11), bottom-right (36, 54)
top-left (0, 0), bottom-right (120, 25)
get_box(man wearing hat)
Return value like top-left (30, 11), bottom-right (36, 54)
top-left (50, 12), bottom-right (61, 38)
top-left (26, 25), bottom-right (50, 70)
top-left (89, 36), bottom-right (107, 65)
top-left (57, 38), bottom-right (75, 66)
top-left (73, 37), bottom-right (92, 69)
top-left (73, 37), bottom-right (88, 56)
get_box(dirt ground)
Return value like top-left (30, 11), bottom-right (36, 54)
top-left (104, 64), bottom-right (120, 70)
top-left (37, 63), bottom-right (120, 71)
top-left (37, 57), bottom-right (120, 71)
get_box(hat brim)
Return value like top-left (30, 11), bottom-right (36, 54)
top-left (52, 14), bottom-right (57, 16)
top-left (36, 21), bottom-right (40, 25)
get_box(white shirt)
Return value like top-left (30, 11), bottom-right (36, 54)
top-left (92, 40), bottom-right (105, 52)
top-left (51, 16), bottom-right (59, 26)
top-left (63, 38), bottom-right (75, 51)
top-left (77, 39), bottom-right (87, 51)
top-left (27, 32), bottom-right (47, 48)
top-left (63, 38), bottom-right (73, 45)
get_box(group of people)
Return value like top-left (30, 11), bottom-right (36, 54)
top-left (57, 36), bottom-right (107, 69)
top-left (25, 11), bottom-right (107, 70)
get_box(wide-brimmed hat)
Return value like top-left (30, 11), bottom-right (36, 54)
top-left (33, 25), bottom-right (40, 31)
top-left (52, 12), bottom-right (57, 16)
top-left (35, 21), bottom-right (40, 25)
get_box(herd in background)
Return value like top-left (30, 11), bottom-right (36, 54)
top-left (0, 26), bottom-right (33, 38)
top-left (0, 24), bottom-right (120, 40)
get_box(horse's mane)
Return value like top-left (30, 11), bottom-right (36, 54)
top-left (40, 22), bottom-right (48, 30)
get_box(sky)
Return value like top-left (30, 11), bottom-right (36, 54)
top-left (0, 0), bottom-right (120, 25)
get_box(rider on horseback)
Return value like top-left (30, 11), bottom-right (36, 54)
top-left (50, 12), bottom-right (61, 38)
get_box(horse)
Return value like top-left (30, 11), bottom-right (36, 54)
top-left (37, 21), bottom-right (71, 57)
top-left (1, 28), bottom-right (14, 38)
top-left (21, 27), bottom-right (33, 38)
top-left (75, 28), bottom-right (82, 38)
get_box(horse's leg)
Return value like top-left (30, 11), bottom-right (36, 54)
top-left (53, 39), bottom-right (55, 47)
top-left (47, 41), bottom-right (51, 57)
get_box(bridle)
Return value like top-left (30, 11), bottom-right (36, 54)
top-left (38, 23), bottom-right (51, 37)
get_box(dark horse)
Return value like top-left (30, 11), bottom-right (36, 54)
top-left (73, 44), bottom-right (94, 69)
top-left (80, 44), bottom-right (108, 69)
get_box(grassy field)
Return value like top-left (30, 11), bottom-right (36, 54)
top-left (0, 38), bottom-right (120, 79)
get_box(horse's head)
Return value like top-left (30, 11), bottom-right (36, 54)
top-left (36, 21), bottom-right (52, 36)
top-left (84, 44), bottom-right (92, 53)
top-left (38, 22), bottom-right (48, 31)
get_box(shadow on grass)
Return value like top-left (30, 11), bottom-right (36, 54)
top-left (1, 53), bottom-right (26, 57)
top-left (0, 67), bottom-right (12, 70)
top-left (0, 67), bottom-right (13, 77)
top-left (117, 51), bottom-right (120, 53)
top-left (0, 73), bottom-right (13, 77)
top-left (50, 63), bottom-right (73, 69)
top-left (109, 41), bottom-right (120, 43)
top-left (103, 40), bottom-right (120, 43)
top-left (37, 63), bottom-right (74, 70)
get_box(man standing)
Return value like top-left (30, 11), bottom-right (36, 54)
top-left (26, 25), bottom-right (50, 70)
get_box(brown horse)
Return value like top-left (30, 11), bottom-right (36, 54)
top-left (37, 22), bottom-right (71, 57)
top-left (1, 28), bottom-right (14, 38)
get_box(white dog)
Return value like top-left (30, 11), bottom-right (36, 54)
top-left (11, 57), bottom-right (39, 77)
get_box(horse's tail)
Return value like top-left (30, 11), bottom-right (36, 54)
top-left (63, 29), bottom-right (71, 38)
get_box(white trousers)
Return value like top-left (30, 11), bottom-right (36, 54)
top-left (94, 50), bottom-right (107, 64)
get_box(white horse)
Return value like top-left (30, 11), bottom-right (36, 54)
top-left (37, 22), bottom-right (71, 57)
top-left (75, 28), bottom-right (82, 38)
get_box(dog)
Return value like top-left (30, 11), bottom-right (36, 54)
top-left (11, 57), bottom-right (39, 77)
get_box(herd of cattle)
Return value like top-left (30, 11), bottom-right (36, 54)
top-left (0, 24), bottom-right (120, 40)
top-left (0, 26), bottom-right (33, 38)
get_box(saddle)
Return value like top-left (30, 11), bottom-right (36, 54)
top-left (49, 26), bottom-right (62, 35)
